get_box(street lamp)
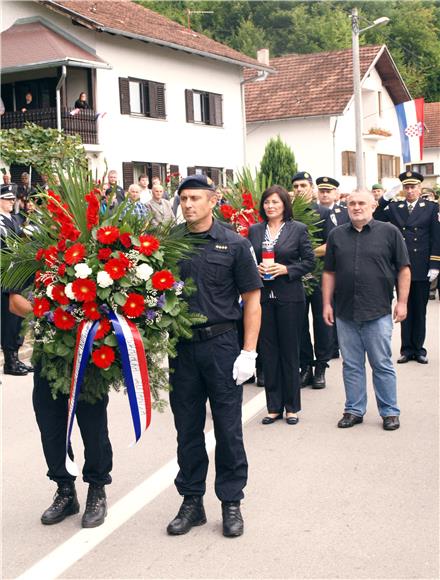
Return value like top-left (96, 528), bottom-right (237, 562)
top-left (351, 8), bottom-right (390, 190)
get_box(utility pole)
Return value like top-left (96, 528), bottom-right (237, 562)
top-left (186, 9), bottom-right (213, 30)
top-left (351, 7), bottom-right (365, 191)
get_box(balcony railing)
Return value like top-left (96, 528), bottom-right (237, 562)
top-left (1, 107), bottom-right (98, 144)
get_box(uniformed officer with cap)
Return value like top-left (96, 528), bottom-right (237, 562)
top-left (378, 170), bottom-right (440, 363)
top-left (167, 174), bottom-right (262, 538)
top-left (290, 172), bottom-right (335, 389)
top-left (316, 176), bottom-right (350, 227)
top-left (0, 184), bottom-right (32, 375)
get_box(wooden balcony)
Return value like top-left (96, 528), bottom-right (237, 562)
top-left (1, 107), bottom-right (98, 144)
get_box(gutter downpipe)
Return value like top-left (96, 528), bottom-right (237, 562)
top-left (240, 71), bottom-right (269, 166)
top-left (56, 65), bottom-right (67, 131)
top-left (332, 116), bottom-right (339, 177)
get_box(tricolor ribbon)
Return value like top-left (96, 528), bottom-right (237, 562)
top-left (65, 311), bottom-right (152, 476)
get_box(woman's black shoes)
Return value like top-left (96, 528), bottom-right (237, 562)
top-left (261, 414), bottom-right (283, 425)
top-left (286, 416), bottom-right (299, 425)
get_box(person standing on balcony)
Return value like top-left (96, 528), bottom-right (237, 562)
top-left (20, 91), bottom-right (36, 113)
top-left (74, 92), bottom-right (90, 110)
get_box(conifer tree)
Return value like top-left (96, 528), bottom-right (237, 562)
top-left (259, 135), bottom-right (297, 190)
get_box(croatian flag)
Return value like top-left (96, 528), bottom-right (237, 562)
top-left (395, 98), bottom-right (424, 164)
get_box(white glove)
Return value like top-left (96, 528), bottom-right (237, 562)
top-left (232, 350), bottom-right (258, 386)
top-left (427, 269), bottom-right (439, 283)
top-left (383, 185), bottom-right (401, 201)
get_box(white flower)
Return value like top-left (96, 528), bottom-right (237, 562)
top-left (65, 283), bottom-right (75, 300)
top-left (97, 270), bottom-right (114, 288)
top-left (46, 284), bottom-right (54, 299)
top-left (135, 263), bottom-right (154, 281)
top-left (74, 263), bottom-right (92, 279)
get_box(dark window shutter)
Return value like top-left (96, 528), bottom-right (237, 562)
top-left (341, 152), bottom-right (348, 176)
top-left (122, 162), bottom-right (134, 190)
top-left (225, 169), bottom-right (234, 183)
top-left (210, 168), bottom-right (221, 186)
top-left (148, 82), bottom-right (166, 119)
top-left (209, 93), bottom-right (223, 127)
top-left (394, 156), bottom-right (400, 177)
top-left (185, 89), bottom-right (194, 123)
top-left (170, 164), bottom-right (179, 175)
top-left (151, 163), bottom-right (161, 179)
top-left (187, 166), bottom-right (196, 176)
top-left (119, 78), bottom-right (130, 115)
top-left (427, 162), bottom-right (434, 174)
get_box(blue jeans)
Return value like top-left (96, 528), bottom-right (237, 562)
top-left (336, 315), bottom-right (400, 418)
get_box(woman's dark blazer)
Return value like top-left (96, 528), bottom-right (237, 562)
top-left (248, 220), bottom-right (316, 303)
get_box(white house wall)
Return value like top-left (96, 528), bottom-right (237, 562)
top-left (422, 148), bottom-right (440, 187)
top-left (2, 1), bottom-right (247, 181)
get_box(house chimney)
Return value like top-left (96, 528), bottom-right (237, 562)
top-left (257, 48), bottom-right (269, 66)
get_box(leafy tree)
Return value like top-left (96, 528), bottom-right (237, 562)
top-left (0, 123), bottom-right (88, 176)
top-left (259, 136), bottom-right (297, 190)
top-left (230, 19), bottom-right (268, 57)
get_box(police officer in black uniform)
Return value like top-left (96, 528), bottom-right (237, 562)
top-left (316, 176), bottom-right (350, 227)
top-left (290, 172), bottom-right (335, 389)
top-left (167, 175), bottom-right (262, 538)
top-left (7, 291), bottom-right (113, 529)
top-left (0, 185), bottom-right (32, 375)
top-left (378, 171), bottom-right (440, 363)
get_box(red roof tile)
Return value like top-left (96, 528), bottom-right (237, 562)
top-left (424, 102), bottom-right (440, 148)
top-left (245, 45), bottom-right (410, 122)
top-left (39, 0), bottom-right (268, 70)
top-left (1, 20), bottom-right (106, 72)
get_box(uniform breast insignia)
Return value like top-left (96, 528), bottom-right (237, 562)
top-left (398, 204), bottom-right (405, 208)
top-left (334, 208), bottom-right (341, 213)
top-left (419, 202), bottom-right (425, 207)
top-left (214, 244), bottom-right (228, 252)
top-left (330, 214), bottom-right (338, 226)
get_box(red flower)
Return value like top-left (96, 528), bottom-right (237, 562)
top-left (119, 232), bottom-right (132, 248)
top-left (72, 278), bottom-right (96, 302)
top-left (65, 243), bottom-right (86, 265)
top-left (151, 270), bottom-right (175, 291)
top-left (92, 345), bottom-right (115, 369)
top-left (104, 258), bottom-right (127, 280)
top-left (122, 293), bottom-right (145, 318)
top-left (117, 251), bottom-right (132, 269)
top-left (57, 263), bottom-right (66, 276)
top-left (43, 275), bottom-right (54, 287)
top-left (35, 270), bottom-right (43, 288)
top-left (53, 307), bottom-right (76, 330)
top-left (97, 226), bottom-right (120, 245)
top-left (85, 191), bottom-right (100, 230)
top-left (98, 248), bottom-right (113, 261)
top-left (83, 301), bottom-right (101, 320)
top-left (57, 239), bottom-right (67, 252)
top-left (33, 297), bottom-right (50, 317)
top-left (61, 222), bottom-right (81, 241)
top-left (138, 235), bottom-right (160, 256)
top-left (94, 317), bottom-right (111, 340)
top-left (242, 193), bottom-right (255, 210)
top-left (35, 248), bottom-right (45, 261)
top-left (220, 204), bottom-right (236, 220)
top-left (47, 191), bottom-right (62, 213)
top-left (52, 284), bottom-right (70, 305)
top-left (44, 246), bottom-right (58, 267)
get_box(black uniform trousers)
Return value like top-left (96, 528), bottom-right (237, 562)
top-left (401, 280), bottom-right (430, 357)
top-left (300, 285), bottom-right (334, 368)
top-left (259, 299), bottom-right (304, 414)
top-left (33, 368), bottom-right (113, 486)
top-left (1, 292), bottom-right (24, 352)
top-left (169, 329), bottom-right (247, 502)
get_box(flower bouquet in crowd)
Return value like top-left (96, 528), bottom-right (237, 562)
top-left (1, 166), bottom-right (205, 443)
top-left (215, 168), bottom-right (325, 290)
top-left (166, 171), bottom-right (181, 195)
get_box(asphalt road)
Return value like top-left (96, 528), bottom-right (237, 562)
top-left (2, 301), bottom-right (439, 579)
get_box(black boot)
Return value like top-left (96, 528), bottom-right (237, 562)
top-left (3, 351), bottom-right (28, 376)
top-left (167, 496), bottom-right (206, 535)
top-left (17, 358), bottom-right (34, 372)
top-left (41, 482), bottom-right (80, 525)
top-left (312, 362), bottom-right (328, 389)
top-left (300, 365), bottom-right (313, 388)
top-left (222, 501), bottom-right (244, 537)
top-left (82, 485), bottom-right (107, 528)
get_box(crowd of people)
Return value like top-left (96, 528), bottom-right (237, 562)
top-left (1, 166), bottom-right (439, 538)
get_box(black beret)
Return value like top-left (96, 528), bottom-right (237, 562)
top-left (399, 171), bottom-right (424, 185)
top-left (177, 174), bottom-right (216, 195)
top-left (316, 176), bottom-right (340, 189)
top-left (291, 171), bottom-right (313, 184)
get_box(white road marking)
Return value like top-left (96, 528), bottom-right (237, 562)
top-left (17, 390), bottom-right (267, 580)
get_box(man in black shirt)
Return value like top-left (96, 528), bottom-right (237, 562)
top-left (167, 175), bottom-right (262, 538)
top-left (322, 190), bottom-right (411, 431)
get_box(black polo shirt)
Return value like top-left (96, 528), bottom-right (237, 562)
top-left (178, 219), bottom-right (262, 325)
top-left (324, 219), bottom-right (410, 322)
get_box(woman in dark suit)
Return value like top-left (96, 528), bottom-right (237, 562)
top-left (248, 185), bottom-right (315, 425)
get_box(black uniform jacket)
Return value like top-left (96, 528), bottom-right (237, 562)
top-left (328, 204), bottom-right (349, 226)
top-left (248, 220), bottom-right (316, 303)
top-left (378, 198), bottom-right (440, 280)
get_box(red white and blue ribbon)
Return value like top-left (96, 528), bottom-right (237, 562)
top-left (108, 310), bottom-right (152, 444)
top-left (65, 320), bottom-right (98, 476)
top-left (65, 311), bottom-right (152, 476)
